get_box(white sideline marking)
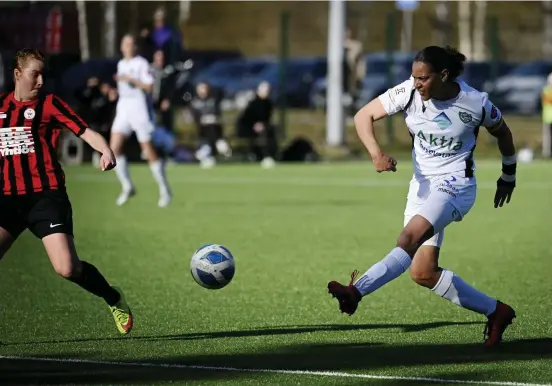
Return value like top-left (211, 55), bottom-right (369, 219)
top-left (0, 355), bottom-right (550, 386)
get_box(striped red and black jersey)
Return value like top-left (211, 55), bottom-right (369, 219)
top-left (0, 91), bottom-right (88, 196)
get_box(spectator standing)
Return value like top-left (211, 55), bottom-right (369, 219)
top-left (151, 7), bottom-right (183, 66)
top-left (344, 27), bottom-right (365, 116)
top-left (151, 50), bottom-right (176, 132)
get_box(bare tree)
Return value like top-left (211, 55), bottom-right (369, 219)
top-left (179, 0), bottom-right (192, 24)
top-left (400, 9), bottom-right (414, 52)
top-left (458, 1), bottom-right (472, 60)
top-left (434, 1), bottom-right (451, 46)
top-left (103, 1), bottom-right (117, 58)
top-left (129, 1), bottom-right (138, 34)
top-left (473, 0), bottom-right (487, 61)
top-left (75, 1), bottom-right (89, 61)
top-left (543, 1), bottom-right (552, 57)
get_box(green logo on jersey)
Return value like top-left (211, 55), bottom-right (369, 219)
top-left (416, 130), bottom-right (463, 151)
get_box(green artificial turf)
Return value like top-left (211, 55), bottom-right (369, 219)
top-left (1, 160), bottom-right (551, 385)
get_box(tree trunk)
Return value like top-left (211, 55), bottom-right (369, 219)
top-left (458, 1), bottom-right (472, 60)
top-left (103, 1), bottom-right (117, 58)
top-left (543, 1), bottom-right (552, 57)
top-left (76, 1), bottom-right (90, 61)
top-left (179, 0), bottom-right (192, 24)
top-left (400, 10), bottom-right (414, 52)
top-left (473, 0), bottom-right (487, 61)
top-left (434, 1), bottom-right (451, 46)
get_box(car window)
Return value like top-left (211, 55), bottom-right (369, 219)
top-left (509, 62), bottom-right (552, 76)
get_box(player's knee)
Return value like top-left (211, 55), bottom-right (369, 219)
top-left (397, 217), bottom-right (435, 257)
top-left (111, 144), bottom-right (124, 157)
top-left (52, 258), bottom-right (81, 279)
top-left (110, 135), bottom-right (125, 156)
top-left (409, 267), bottom-right (436, 288)
top-left (0, 240), bottom-right (13, 261)
top-left (0, 229), bottom-right (14, 260)
top-left (396, 230), bottom-right (419, 257)
top-left (140, 142), bottom-right (157, 161)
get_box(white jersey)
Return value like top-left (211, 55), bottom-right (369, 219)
top-left (378, 78), bottom-right (503, 178)
top-left (116, 55), bottom-right (154, 106)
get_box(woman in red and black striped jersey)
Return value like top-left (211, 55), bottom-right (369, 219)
top-left (0, 49), bottom-right (133, 335)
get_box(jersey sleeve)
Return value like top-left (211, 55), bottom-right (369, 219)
top-left (378, 78), bottom-right (414, 115)
top-left (139, 59), bottom-right (154, 85)
top-left (481, 95), bottom-right (504, 131)
top-left (50, 95), bottom-right (88, 136)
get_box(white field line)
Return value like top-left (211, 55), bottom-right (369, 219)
top-left (0, 355), bottom-right (551, 386)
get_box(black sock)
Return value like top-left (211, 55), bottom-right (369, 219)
top-left (70, 261), bottom-right (121, 306)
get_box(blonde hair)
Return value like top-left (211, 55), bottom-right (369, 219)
top-left (13, 48), bottom-right (45, 72)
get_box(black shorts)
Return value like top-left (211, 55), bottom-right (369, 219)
top-left (0, 189), bottom-right (74, 239)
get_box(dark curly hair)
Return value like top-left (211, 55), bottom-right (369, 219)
top-left (414, 45), bottom-right (466, 80)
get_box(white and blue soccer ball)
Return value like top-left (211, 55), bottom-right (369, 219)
top-left (190, 244), bottom-right (235, 289)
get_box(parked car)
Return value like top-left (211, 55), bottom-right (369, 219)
top-left (230, 57), bottom-right (328, 109)
top-left (60, 58), bottom-right (119, 104)
top-left (309, 51), bottom-right (414, 110)
top-left (172, 49), bottom-right (244, 106)
top-left (189, 57), bottom-right (275, 94)
top-left (483, 60), bottom-right (552, 115)
top-left (461, 61), bottom-right (516, 91)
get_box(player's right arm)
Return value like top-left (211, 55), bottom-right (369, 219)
top-left (354, 78), bottom-right (413, 173)
top-left (80, 129), bottom-right (116, 171)
top-left (50, 95), bottom-right (116, 171)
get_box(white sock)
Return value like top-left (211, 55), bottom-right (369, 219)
top-left (114, 156), bottom-right (133, 192)
top-left (432, 269), bottom-right (497, 316)
top-left (149, 159), bottom-right (170, 195)
top-left (354, 247), bottom-right (412, 296)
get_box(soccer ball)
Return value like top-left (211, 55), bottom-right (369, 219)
top-left (190, 244), bottom-right (235, 289)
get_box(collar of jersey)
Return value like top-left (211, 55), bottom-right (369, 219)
top-left (8, 91), bottom-right (38, 106)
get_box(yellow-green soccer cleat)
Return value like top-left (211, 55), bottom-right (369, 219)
top-left (109, 287), bottom-right (133, 335)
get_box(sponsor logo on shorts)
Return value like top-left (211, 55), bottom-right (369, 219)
top-left (0, 127), bottom-right (34, 157)
top-left (451, 208), bottom-right (460, 220)
top-left (437, 179), bottom-right (460, 198)
top-left (437, 187), bottom-right (457, 198)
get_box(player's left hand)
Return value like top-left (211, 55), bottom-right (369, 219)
top-left (100, 150), bottom-right (117, 171)
top-left (494, 177), bottom-right (515, 208)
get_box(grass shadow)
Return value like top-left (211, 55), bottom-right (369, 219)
top-left (3, 321), bottom-right (482, 346)
top-left (1, 338), bottom-right (551, 385)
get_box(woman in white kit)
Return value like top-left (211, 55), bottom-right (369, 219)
top-left (328, 45), bottom-right (518, 347)
top-left (111, 34), bottom-right (172, 208)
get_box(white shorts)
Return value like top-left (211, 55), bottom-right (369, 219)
top-left (403, 173), bottom-right (477, 247)
top-left (111, 101), bottom-right (154, 143)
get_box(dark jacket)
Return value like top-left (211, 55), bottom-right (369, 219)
top-left (237, 97), bottom-right (273, 136)
top-left (189, 94), bottom-right (223, 128)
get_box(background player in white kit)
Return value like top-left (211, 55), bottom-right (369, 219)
top-left (111, 34), bottom-right (172, 207)
top-left (328, 46), bottom-right (517, 347)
